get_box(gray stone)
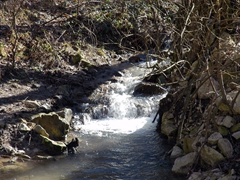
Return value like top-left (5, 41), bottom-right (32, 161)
top-left (196, 73), bottom-right (219, 99)
top-left (40, 135), bottom-right (67, 155)
top-left (230, 123), bottom-right (240, 133)
top-left (216, 91), bottom-right (240, 114)
top-left (208, 132), bottom-right (223, 145)
top-left (216, 116), bottom-right (235, 128)
top-left (56, 108), bottom-right (73, 124)
top-left (170, 146), bottom-right (184, 159)
top-left (200, 145), bottom-right (225, 166)
top-left (232, 131), bottom-right (240, 140)
top-left (172, 152), bottom-right (198, 175)
top-left (31, 112), bottom-right (70, 141)
top-left (218, 138), bottom-right (233, 158)
top-left (161, 123), bottom-right (177, 137)
top-left (18, 123), bottom-right (31, 132)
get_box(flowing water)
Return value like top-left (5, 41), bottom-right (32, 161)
top-left (9, 60), bottom-right (182, 180)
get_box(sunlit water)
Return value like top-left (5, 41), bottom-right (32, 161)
top-left (9, 60), bottom-right (183, 180)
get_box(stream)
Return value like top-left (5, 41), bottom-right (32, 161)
top-left (10, 59), bottom-right (182, 180)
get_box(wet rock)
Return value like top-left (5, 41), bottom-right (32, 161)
top-left (129, 55), bottom-right (141, 63)
top-left (196, 73), bottom-right (219, 99)
top-left (172, 152), bottom-right (197, 175)
top-left (133, 82), bottom-right (165, 96)
top-left (33, 125), bottom-right (49, 138)
top-left (170, 145), bottom-right (184, 159)
top-left (40, 135), bottom-right (67, 155)
top-left (208, 132), bottom-right (223, 145)
top-left (200, 145), bottom-right (225, 167)
top-left (218, 138), bottom-right (233, 158)
top-left (232, 131), bottom-right (240, 140)
top-left (31, 112), bottom-right (70, 141)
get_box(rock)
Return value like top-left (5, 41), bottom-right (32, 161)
top-left (200, 145), bottom-right (225, 167)
top-left (33, 125), bottom-right (49, 138)
top-left (31, 112), bottom-right (70, 141)
top-left (192, 136), bottom-right (205, 152)
top-left (40, 135), bottom-right (67, 155)
top-left (161, 112), bottom-right (177, 137)
top-left (0, 120), bottom-right (5, 128)
top-left (196, 73), bottom-right (219, 99)
top-left (218, 138), bottom-right (233, 158)
top-left (230, 123), bottom-right (240, 133)
top-left (24, 100), bottom-right (41, 109)
top-left (56, 108), bottom-right (73, 124)
top-left (218, 125), bottom-right (229, 136)
top-left (18, 123), bottom-right (31, 132)
top-left (215, 116), bottom-right (235, 128)
top-left (182, 137), bottom-right (195, 154)
top-left (161, 123), bottom-right (177, 137)
top-left (172, 152), bottom-right (198, 175)
top-left (232, 131), bottom-right (240, 140)
top-left (216, 91), bottom-right (240, 114)
top-left (170, 145), bottom-right (184, 159)
top-left (133, 82), bottom-right (165, 96)
top-left (188, 172), bottom-right (201, 180)
top-left (56, 85), bottom-right (70, 96)
top-left (208, 132), bottom-right (223, 145)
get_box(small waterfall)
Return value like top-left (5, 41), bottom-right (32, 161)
top-left (72, 60), bottom-right (166, 135)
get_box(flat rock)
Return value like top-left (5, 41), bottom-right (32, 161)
top-left (170, 146), bottom-right (184, 159)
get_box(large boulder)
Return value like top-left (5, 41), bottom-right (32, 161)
top-left (172, 152), bottom-right (198, 175)
top-left (40, 135), bottom-right (67, 155)
top-left (31, 109), bottom-right (72, 141)
top-left (200, 145), bottom-right (225, 167)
